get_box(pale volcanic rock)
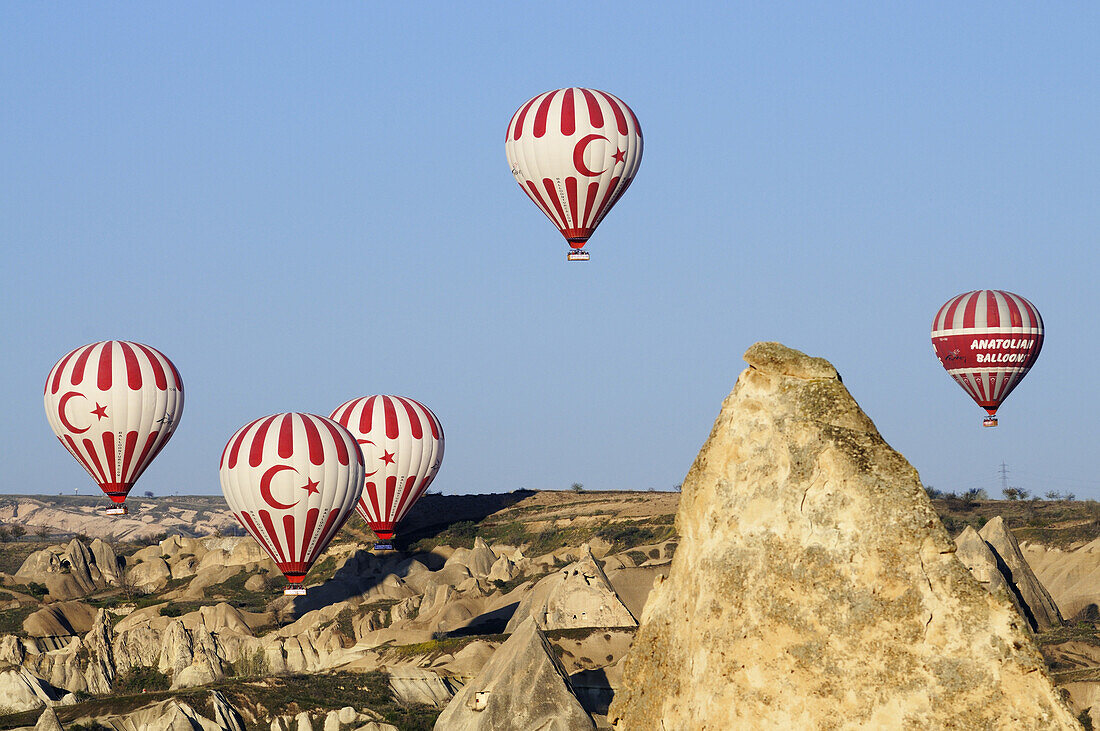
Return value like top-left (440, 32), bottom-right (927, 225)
top-left (504, 546), bottom-right (636, 632)
top-left (33, 707), bottom-right (65, 731)
top-left (433, 617), bottom-right (595, 731)
top-left (1023, 539), bottom-right (1100, 619)
top-left (22, 601), bottom-right (97, 639)
top-left (387, 665), bottom-right (457, 706)
top-left (127, 556), bottom-right (171, 593)
top-left (980, 515), bottom-right (1064, 630)
top-left (486, 555), bottom-right (516, 583)
top-left (609, 342), bottom-right (1079, 730)
top-left (0, 668), bottom-right (66, 712)
top-left (954, 525), bottom-right (1032, 622)
top-left (15, 539), bottom-right (120, 600)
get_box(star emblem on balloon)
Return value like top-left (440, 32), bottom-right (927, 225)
top-left (612, 148), bottom-right (626, 165)
top-left (91, 403), bottom-right (108, 420)
top-left (300, 478), bottom-right (320, 496)
top-left (380, 450), bottom-right (396, 465)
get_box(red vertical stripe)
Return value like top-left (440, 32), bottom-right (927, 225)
top-left (560, 88), bottom-right (575, 135)
top-left (301, 507), bottom-right (320, 561)
top-left (392, 476), bottom-right (419, 522)
top-left (383, 397), bottom-right (399, 439)
top-left (533, 91), bottom-right (557, 138)
top-left (333, 400), bottom-right (356, 427)
top-left (524, 180), bottom-right (560, 223)
top-left (942, 294), bottom-right (964, 330)
top-left (363, 482), bottom-right (382, 522)
top-left (283, 513), bottom-right (297, 562)
top-left (1002, 292), bottom-right (1023, 329)
top-left (580, 88), bottom-right (604, 128)
top-left (133, 343), bottom-right (167, 389)
top-left (582, 181), bottom-right (601, 228)
top-left (319, 417), bottom-right (351, 465)
top-left (239, 512), bottom-right (276, 562)
top-left (590, 176), bottom-right (621, 225)
top-left (97, 342), bottom-right (114, 391)
top-left (119, 342), bottom-right (143, 390)
top-left (985, 291), bottom-right (1000, 328)
top-left (128, 432), bottom-right (162, 483)
top-left (425, 409), bottom-right (440, 440)
top-left (71, 344), bottom-right (95, 386)
top-left (595, 90), bottom-right (628, 134)
top-left (249, 415), bottom-right (279, 468)
top-left (259, 510), bottom-right (288, 562)
top-left (50, 348), bottom-right (80, 394)
top-left (961, 292), bottom-right (980, 329)
top-left (358, 396), bottom-right (378, 436)
top-left (101, 431), bottom-right (117, 481)
top-left (542, 178), bottom-right (569, 229)
top-left (564, 177), bottom-right (579, 228)
top-left (82, 437), bottom-right (109, 483)
top-left (303, 415), bottom-right (324, 465)
top-left (119, 431), bottom-right (139, 482)
top-left (511, 96), bottom-right (539, 141)
top-left (227, 419), bottom-right (260, 469)
top-left (395, 397), bottom-right (423, 439)
top-left (278, 414), bottom-right (295, 459)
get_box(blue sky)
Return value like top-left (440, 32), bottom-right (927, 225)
top-left (2, 3), bottom-right (1097, 500)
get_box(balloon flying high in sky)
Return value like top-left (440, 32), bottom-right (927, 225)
top-left (505, 88), bottom-right (643, 261)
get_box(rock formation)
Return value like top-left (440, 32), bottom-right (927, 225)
top-left (434, 617), bottom-right (595, 730)
top-left (980, 515), bottom-right (1064, 630)
top-left (609, 342), bottom-right (1080, 730)
top-left (505, 546), bottom-right (636, 632)
top-left (34, 706), bottom-right (65, 731)
top-left (954, 525), bottom-right (1031, 622)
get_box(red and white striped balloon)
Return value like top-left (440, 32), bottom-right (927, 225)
top-left (331, 396), bottom-right (444, 542)
top-left (219, 413), bottom-right (364, 586)
top-left (931, 290), bottom-right (1044, 426)
top-left (505, 88), bottom-right (642, 252)
top-left (44, 341), bottom-right (184, 506)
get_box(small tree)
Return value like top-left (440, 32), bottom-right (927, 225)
top-left (9, 525), bottom-right (26, 540)
top-left (143, 490), bottom-right (154, 498)
top-left (570, 482), bottom-right (584, 493)
top-left (1003, 488), bottom-right (1022, 501)
top-left (1045, 491), bottom-right (1062, 501)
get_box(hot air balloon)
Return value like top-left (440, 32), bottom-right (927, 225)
top-left (931, 290), bottom-right (1044, 427)
top-left (331, 396), bottom-right (444, 550)
top-left (505, 87), bottom-right (642, 261)
top-left (219, 413), bottom-right (364, 595)
top-left (44, 341), bottom-right (184, 515)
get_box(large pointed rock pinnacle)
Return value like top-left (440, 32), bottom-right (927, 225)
top-left (610, 342), bottom-right (1079, 730)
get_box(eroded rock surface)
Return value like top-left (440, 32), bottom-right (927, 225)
top-left (609, 342), bottom-right (1079, 730)
top-left (980, 515), bottom-right (1064, 630)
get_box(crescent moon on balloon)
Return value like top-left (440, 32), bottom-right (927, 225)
top-left (573, 134), bottom-right (610, 177)
top-left (358, 439), bottom-right (379, 477)
top-left (58, 391), bottom-right (90, 434)
top-left (260, 465), bottom-right (300, 510)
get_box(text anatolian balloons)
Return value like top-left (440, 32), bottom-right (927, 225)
top-left (506, 88), bottom-right (642, 260)
top-left (44, 341), bottom-right (183, 513)
top-left (931, 290), bottom-right (1044, 427)
top-left (331, 396), bottom-right (444, 545)
top-left (219, 413), bottom-right (364, 592)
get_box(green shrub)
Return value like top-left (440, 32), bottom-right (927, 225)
top-left (113, 665), bottom-right (170, 693)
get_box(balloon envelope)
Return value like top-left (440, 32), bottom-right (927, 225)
top-left (44, 341), bottom-right (184, 504)
top-left (219, 413), bottom-right (364, 585)
top-left (331, 395), bottom-right (444, 542)
top-left (931, 290), bottom-right (1044, 423)
top-left (505, 87), bottom-right (642, 251)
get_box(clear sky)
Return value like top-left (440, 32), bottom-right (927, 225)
top-left (2, 4), bottom-right (1097, 501)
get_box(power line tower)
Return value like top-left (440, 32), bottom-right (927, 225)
top-left (999, 461), bottom-right (1010, 495)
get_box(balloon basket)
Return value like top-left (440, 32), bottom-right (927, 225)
top-left (105, 506), bottom-right (128, 516)
top-left (983, 416), bottom-right (998, 427)
top-left (566, 249), bottom-right (590, 262)
top-left (372, 542), bottom-right (394, 552)
top-left (284, 587), bottom-right (307, 596)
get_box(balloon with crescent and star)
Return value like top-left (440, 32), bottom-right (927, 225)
top-left (931, 289), bottom-right (1044, 427)
top-left (219, 412), bottom-right (364, 593)
top-left (330, 395), bottom-right (444, 547)
top-left (44, 341), bottom-right (184, 514)
top-left (505, 87), bottom-right (643, 261)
